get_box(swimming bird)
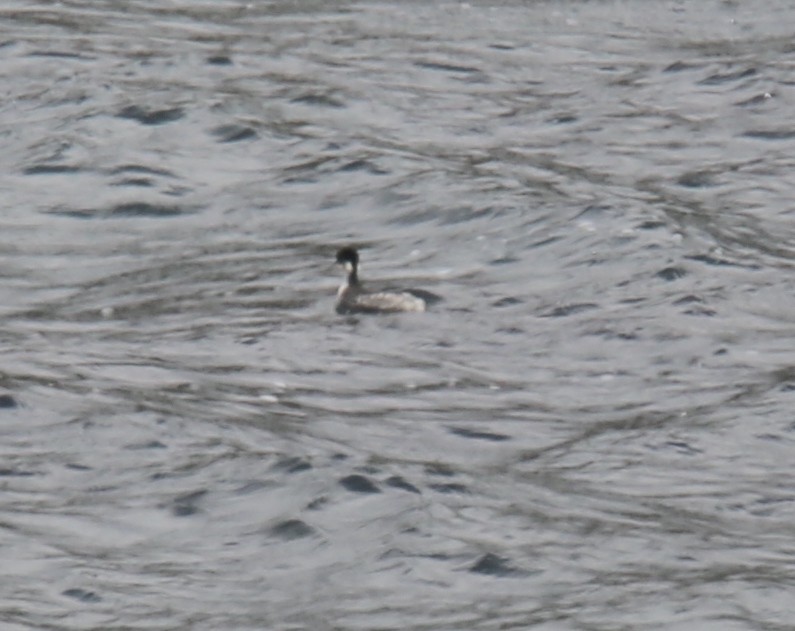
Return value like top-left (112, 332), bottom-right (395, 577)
top-left (335, 247), bottom-right (441, 314)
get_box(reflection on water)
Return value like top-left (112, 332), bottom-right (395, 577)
top-left (2, 0), bottom-right (795, 628)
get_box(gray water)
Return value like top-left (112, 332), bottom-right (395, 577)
top-left (2, 0), bottom-right (795, 629)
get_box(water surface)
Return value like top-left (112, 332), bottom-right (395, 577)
top-left (2, 1), bottom-right (795, 629)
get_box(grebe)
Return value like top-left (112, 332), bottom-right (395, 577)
top-left (335, 247), bottom-right (441, 314)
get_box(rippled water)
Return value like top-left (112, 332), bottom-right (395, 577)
top-left (2, 0), bottom-right (795, 629)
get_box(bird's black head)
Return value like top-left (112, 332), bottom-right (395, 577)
top-left (336, 247), bottom-right (359, 267)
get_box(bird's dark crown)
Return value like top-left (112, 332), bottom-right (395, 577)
top-left (336, 247), bottom-right (359, 267)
